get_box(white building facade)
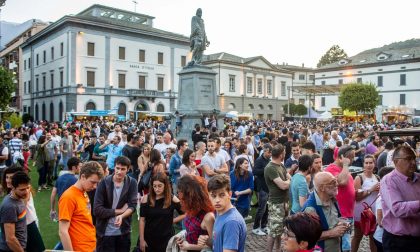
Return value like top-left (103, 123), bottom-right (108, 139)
top-left (315, 39), bottom-right (420, 119)
top-left (21, 4), bottom-right (190, 121)
top-left (279, 64), bottom-right (315, 106)
top-left (203, 53), bottom-right (293, 120)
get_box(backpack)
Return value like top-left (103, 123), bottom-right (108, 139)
top-left (360, 199), bottom-right (378, 235)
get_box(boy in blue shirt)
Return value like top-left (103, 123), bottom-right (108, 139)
top-left (198, 174), bottom-right (247, 252)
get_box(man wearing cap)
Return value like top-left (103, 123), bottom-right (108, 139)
top-left (324, 145), bottom-right (355, 252)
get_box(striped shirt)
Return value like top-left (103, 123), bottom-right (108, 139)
top-left (8, 138), bottom-right (22, 155)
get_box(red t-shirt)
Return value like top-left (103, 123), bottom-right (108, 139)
top-left (325, 163), bottom-right (355, 218)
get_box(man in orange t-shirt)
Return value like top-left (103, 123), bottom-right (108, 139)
top-left (59, 161), bottom-right (104, 252)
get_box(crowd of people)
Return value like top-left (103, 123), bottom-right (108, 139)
top-left (0, 118), bottom-right (418, 252)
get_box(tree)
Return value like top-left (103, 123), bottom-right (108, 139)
top-left (0, 67), bottom-right (15, 111)
top-left (283, 103), bottom-right (296, 116)
top-left (338, 83), bottom-right (379, 115)
top-left (294, 104), bottom-right (308, 116)
top-left (317, 45), bottom-right (348, 68)
top-left (4, 113), bottom-right (22, 128)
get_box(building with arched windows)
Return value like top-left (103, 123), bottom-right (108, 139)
top-left (21, 4), bottom-right (189, 121)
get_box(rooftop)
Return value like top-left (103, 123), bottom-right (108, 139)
top-left (319, 38), bottom-right (420, 70)
top-left (21, 4), bottom-right (189, 48)
top-left (203, 52), bottom-right (293, 73)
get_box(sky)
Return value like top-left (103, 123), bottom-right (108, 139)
top-left (2, 0), bottom-right (420, 68)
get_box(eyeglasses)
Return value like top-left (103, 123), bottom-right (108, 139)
top-left (394, 156), bottom-right (416, 161)
top-left (282, 227), bottom-right (296, 239)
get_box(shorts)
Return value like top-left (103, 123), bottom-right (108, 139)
top-left (267, 201), bottom-right (287, 237)
top-left (176, 122), bottom-right (182, 127)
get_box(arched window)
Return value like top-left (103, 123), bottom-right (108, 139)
top-left (42, 103), bottom-right (46, 120)
top-left (86, 102), bottom-right (96, 111)
top-left (268, 105), bottom-right (273, 110)
top-left (118, 102), bottom-right (127, 115)
top-left (259, 104), bottom-right (264, 110)
top-left (248, 104), bottom-right (254, 110)
top-left (228, 103), bottom-right (236, 110)
top-left (135, 101), bottom-right (149, 111)
top-left (35, 104), bottom-right (39, 121)
top-left (59, 101), bottom-right (63, 121)
top-left (156, 104), bottom-right (165, 112)
top-left (50, 102), bottom-right (54, 121)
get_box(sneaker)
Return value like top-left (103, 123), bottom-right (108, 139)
top-left (244, 215), bottom-right (252, 221)
top-left (252, 228), bottom-right (266, 236)
top-left (262, 227), bottom-right (269, 234)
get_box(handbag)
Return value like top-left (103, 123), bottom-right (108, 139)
top-left (360, 196), bottom-right (379, 235)
top-left (139, 164), bottom-right (153, 191)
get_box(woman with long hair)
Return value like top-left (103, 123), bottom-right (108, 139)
top-left (2, 166), bottom-right (45, 252)
top-left (194, 141), bottom-right (206, 176)
top-left (322, 132), bottom-right (334, 165)
top-left (223, 140), bottom-right (235, 171)
top-left (230, 157), bottom-right (254, 218)
top-left (179, 149), bottom-right (200, 177)
top-left (139, 173), bottom-right (184, 252)
top-left (176, 175), bottom-right (215, 251)
top-left (351, 154), bottom-right (380, 252)
top-left (34, 135), bottom-right (49, 192)
top-left (138, 143), bottom-right (151, 178)
top-left (149, 148), bottom-right (166, 175)
top-left (233, 144), bottom-right (253, 172)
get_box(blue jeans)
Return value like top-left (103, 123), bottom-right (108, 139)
top-left (38, 162), bottom-right (47, 186)
top-left (61, 155), bottom-right (70, 170)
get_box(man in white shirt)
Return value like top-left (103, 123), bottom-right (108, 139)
top-left (153, 133), bottom-right (176, 160)
top-left (201, 139), bottom-right (228, 180)
top-left (107, 124), bottom-right (122, 141)
top-left (213, 138), bottom-right (231, 166)
top-left (245, 136), bottom-right (255, 157)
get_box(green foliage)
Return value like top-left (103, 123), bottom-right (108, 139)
top-left (338, 83), bottom-right (379, 114)
top-left (317, 45), bottom-right (348, 68)
top-left (283, 103), bottom-right (295, 115)
top-left (0, 67), bottom-right (15, 111)
top-left (283, 103), bottom-right (308, 116)
top-left (4, 113), bottom-right (22, 128)
top-left (295, 104), bottom-right (308, 116)
top-left (22, 113), bottom-right (33, 124)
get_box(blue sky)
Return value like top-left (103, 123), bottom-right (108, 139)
top-left (3, 0), bottom-right (420, 67)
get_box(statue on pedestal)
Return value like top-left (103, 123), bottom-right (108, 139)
top-left (188, 8), bottom-right (210, 66)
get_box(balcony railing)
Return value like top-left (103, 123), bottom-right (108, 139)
top-left (30, 86), bottom-right (177, 99)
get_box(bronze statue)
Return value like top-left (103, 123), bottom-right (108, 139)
top-left (188, 8), bottom-right (210, 66)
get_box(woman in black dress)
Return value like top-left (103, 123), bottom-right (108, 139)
top-left (139, 172), bottom-right (184, 252)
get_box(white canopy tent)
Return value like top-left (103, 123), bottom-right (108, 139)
top-left (318, 111), bottom-right (332, 121)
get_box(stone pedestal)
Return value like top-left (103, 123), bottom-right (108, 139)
top-left (174, 65), bottom-right (224, 142)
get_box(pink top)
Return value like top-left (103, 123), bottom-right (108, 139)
top-left (325, 163), bottom-right (356, 218)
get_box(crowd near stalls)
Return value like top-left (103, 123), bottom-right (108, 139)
top-left (0, 117), bottom-right (418, 252)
